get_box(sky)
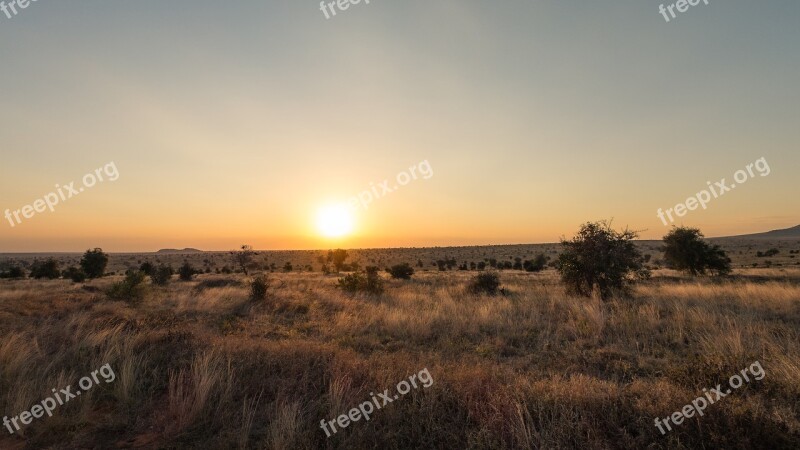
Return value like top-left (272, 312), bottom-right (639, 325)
top-left (1, 0), bottom-right (798, 252)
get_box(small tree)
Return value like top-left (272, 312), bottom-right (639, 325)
top-left (557, 221), bottom-right (650, 300)
top-left (468, 272), bottom-right (501, 295)
top-left (662, 227), bottom-right (731, 276)
top-left (151, 264), bottom-right (173, 286)
top-left (387, 263), bottom-right (415, 280)
top-left (231, 245), bottom-right (257, 275)
top-left (330, 249), bottom-right (348, 272)
top-left (283, 262), bottom-right (293, 272)
top-left (178, 262), bottom-right (197, 281)
top-left (30, 258), bottom-right (61, 279)
top-left (80, 248), bottom-right (109, 279)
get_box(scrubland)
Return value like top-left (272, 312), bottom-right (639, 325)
top-left (0, 268), bottom-right (798, 449)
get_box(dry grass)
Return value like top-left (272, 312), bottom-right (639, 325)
top-left (0, 267), bottom-right (798, 449)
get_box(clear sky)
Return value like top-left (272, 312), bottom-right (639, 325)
top-left (1, 0), bottom-right (798, 252)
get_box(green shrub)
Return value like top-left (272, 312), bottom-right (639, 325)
top-left (337, 266), bottom-right (384, 295)
top-left (662, 227), bottom-right (732, 276)
top-left (557, 221), bottom-right (650, 300)
top-left (523, 254), bottom-right (549, 272)
top-left (107, 271), bottom-right (147, 302)
top-left (0, 266), bottom-right (25, 279)
top-left (467, 271), bottom-right (501, 295)
top-left (178, 262), bottom-right (197, 281)
top-left (387, 263), bottom-right (415, 279)
top-left (139, 262), bottom-right (155, 276)
top-left (80, 248), bottom-right (109, 279)
top-left (30, 258), bottom-right (61, 279)
top-left (62, 267), bottom-right (87, 283)
top-left (250, 276), bottom-right (270, 301)
top-left (150, 265), bottom-right (173, 286)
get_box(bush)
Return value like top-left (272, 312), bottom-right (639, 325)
top-left (0, 266), bottom-right (25, 279)
top-left (62, 266), bottom-right (87, 283)
top-left (30, 258), bottom-right (61, 279)
top-left (283, 262), bottom-right (293, 272)
top-left (523, 254), bottom-right (549, 272)
top-left (387, 263), bottom-right (415, 279)
top-left (662, 227), bottom-right (732, 276)
top-left (178, 262), bottom-right (197, 281)
top-left (107, 271), bottom-right (147, 302)
top-left (557, 221), bottom-right (650, 300)
top-left (151, 265), bottom-right (173, 286)
top-left (467, 271), bottom-right (501, 295)
top-left (337, 266), bottom-right (384, 295)
top-left (139, 262), bottom-right (155, 276)
top-left (250, 276), bottom-right (270, 301)
top-left (80, 248), bottom-right (109, 279)
top-left (757, 248), bottom-right (780, 258)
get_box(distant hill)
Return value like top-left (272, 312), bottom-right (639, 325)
top-left (156, 248), bottom-right (203, 254)
top-left (716, 225), bottom-right (800, 240)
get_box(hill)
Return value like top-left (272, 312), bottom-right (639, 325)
top-left (717, 224), bottom-right (800, 240)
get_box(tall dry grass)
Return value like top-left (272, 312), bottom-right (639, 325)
top-left (0, 269), bottom-right (797, 448)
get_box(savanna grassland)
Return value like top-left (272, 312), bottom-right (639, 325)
top-left (0, 245), bottom-right (799, 449)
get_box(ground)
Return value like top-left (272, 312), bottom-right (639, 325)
top-left (0, 250), bottom-right (798, 449)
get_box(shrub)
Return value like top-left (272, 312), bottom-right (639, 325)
top-left (107, 271), bottom-right (147, 302)
top-left (662, 227), bottom-right (732, 276)
top-left (283, 262), bottom-right (293, 272)
top-left (757, 248), bottom-right (780, 258)
top-left (329, 249), bottom-right (348, 272)
top-left (80, 248), bottom-right (109, 279)
top-left (250, 276), bottom-right (270, 301)
top-left (62, 267), bottom-right (87, 283)
top-left (557, 221), bottom-right (650, 300)
top-left (139, 262), bottom-right (155, 276)
top-left (151, 265), bottom-right (173, 286)
top-left (337, 266), bottom-right (384, 295)
top-left (467, 272), bottom-right (501, 295)
top-left (30, 258), bottom-right (61, 279)
top-left (178, 262), bottom-right (197, 281)
top-left (387, 263), bottom-right (415, 279)
top-left (0, 266), bottom-right (25, 279)
top-left (523, 254), bottom-right (549, 272)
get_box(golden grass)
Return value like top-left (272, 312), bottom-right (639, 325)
top-left (0, 268), bottom-right (798, 448)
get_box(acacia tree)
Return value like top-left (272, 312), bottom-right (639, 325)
top-left (557, 221), bottom-right (650, 300)
top-left (231, 245), bottom-right (258, 275)
top-left (80, 248), bottom-right (108, 279)
top-left (328, 249), bottom-right (348, 272)
top-left (662, 227), bottom-right (731, 276)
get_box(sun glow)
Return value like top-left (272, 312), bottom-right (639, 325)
top-left (316, 204), bottom-right (355, 238)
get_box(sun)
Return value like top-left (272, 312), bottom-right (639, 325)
top-left (316, 204), bottom-right (355, 238)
